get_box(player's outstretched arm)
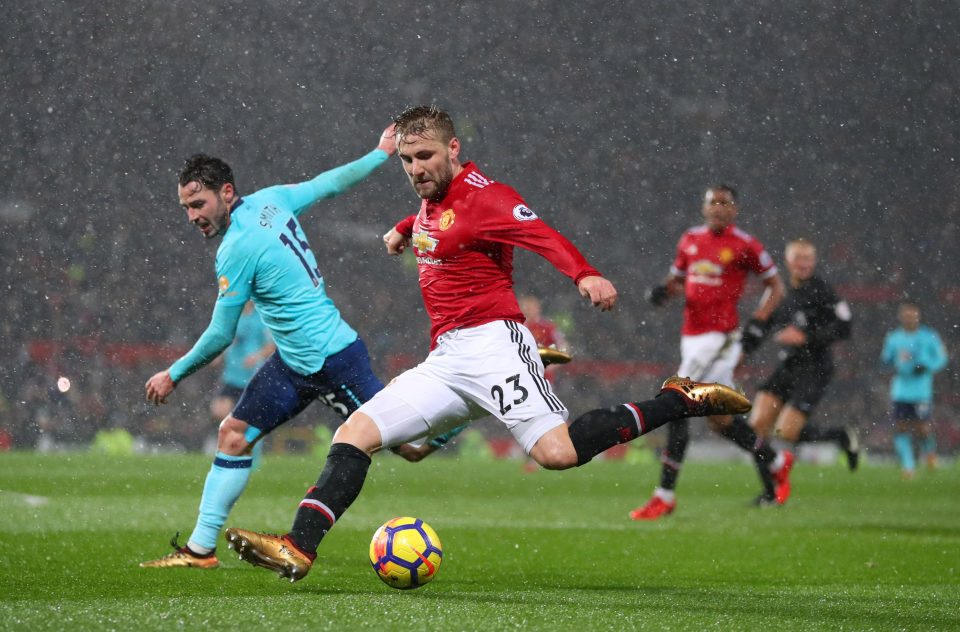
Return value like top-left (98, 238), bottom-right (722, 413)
top-left (288, 123), bottom-right (397, 215)
top-left (578, 275), bottom-right (618, 311)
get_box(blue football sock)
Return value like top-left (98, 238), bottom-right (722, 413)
top-left (892, 433), bottom-right (915, 473)
top-left (187, 452), bottom-right (253, 553)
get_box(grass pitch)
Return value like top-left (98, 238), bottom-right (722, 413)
top-left (1, 450), bottom-right (957, 631)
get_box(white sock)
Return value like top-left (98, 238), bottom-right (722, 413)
top-left (654, 487), bottom-right (676, 503)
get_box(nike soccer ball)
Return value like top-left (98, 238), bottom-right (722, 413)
top-left (369, 517), bottom-right (443, 589)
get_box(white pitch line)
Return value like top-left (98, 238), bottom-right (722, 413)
top-left (0, 490), bottom-right (51, 507)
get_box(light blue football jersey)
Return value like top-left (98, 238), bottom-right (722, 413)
top-left (169, 149), bottom-right (388, 382)
top-left (215, 186), bottom-right (358, 375)
top-left (880, 325), bottom-right (948, 403)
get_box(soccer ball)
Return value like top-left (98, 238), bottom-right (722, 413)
top-left (369, 517), bottom-right (443, 589)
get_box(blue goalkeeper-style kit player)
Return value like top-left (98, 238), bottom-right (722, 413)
top-left (141, 125), bottom-right (396, 569)
top-left (881, 301), bottom-right (948, 476)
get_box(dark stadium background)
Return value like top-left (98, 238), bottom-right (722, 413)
top-left (1, 2), bottom-right (957, 456)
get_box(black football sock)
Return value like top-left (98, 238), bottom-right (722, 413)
top-left (288, 443), bottom-right (371, 555)
top-left (753, 438), bottom-right (778, 467)
top-left (717, 415), bottom-right (777, 496)
top-left (753, 437), bottom-right (778, 497)
top-left (718, 415), bottom-right (760, 452)
top-left (754, 444), bottom-right (777, 497)
top-left (659, 418), bottom-right (689, 490)
top-left (568, 406), bottom-right (640, 466)
top-left (797, 425), bottom-right (845, 444)
top-left (568, 392), bottom-right (690, 466)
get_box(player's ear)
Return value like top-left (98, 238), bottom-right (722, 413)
top-left (448, 137), bottom-right (461, 161)
top-left (219, 182), bottom-right (236, 203)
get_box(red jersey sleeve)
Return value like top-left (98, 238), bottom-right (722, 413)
top-left (472, 185), bottom-right (601, 284)
top-left (671, 233), bottom-right (689, 277)
top-left (743, 236), bottom-right (778, 277)
top-left (394, 214), bottom-right (417, 237)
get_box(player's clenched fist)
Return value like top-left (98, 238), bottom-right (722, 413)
top-left (383, 227), bottom-right (410, 255)
top-left (578, 275), bottom-right (617, 311)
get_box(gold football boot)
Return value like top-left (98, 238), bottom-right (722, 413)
top-left (660, 376), bottom-right (751, 416)
top-left (225, 528), bottom-right (313, 582)
top-left (140, 533), bottom-right (220, 569)
top-left (538, 346), bottom-right (572, 367)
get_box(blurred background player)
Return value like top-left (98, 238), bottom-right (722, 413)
top-left (746, 239), bottom-right (857, 504)
top-left (632, 184), bottom-right (785, 520)
top-left (140, 124), bottom-right (396, 569)
top-left (519, 294), bottom-right (569, 379)
top-left (206, 302), bottom-right (274, 454)
top-left (881, 301), bottom-right (948, 478)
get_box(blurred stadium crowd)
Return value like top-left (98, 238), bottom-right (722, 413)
top-left (1, 1), bottom-right (957, 457)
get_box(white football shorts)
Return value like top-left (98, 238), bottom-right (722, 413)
top-left (678, 331), bottom-right (742, 386)
top-left (360, 320), bottom-right (568, 455)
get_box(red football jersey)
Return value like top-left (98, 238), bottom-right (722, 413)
top-left (395, 162), bottom-right (600, 348)
top-left (671, 224), bottom-right (778, 335)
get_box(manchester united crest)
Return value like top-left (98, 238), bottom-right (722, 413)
top-left (439, 209), bottom-right (456, 231)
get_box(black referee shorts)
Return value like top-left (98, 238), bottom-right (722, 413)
top-left (758, 359), bottom-right (833, 414)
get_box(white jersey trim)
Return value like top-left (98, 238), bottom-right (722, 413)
top-left (464, 171), bottom-right (492, 189)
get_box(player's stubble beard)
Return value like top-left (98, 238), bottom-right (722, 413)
top-left (411, 156), bottom-right (455, 202)
top-left (205, 195), bottom-right (234, 239)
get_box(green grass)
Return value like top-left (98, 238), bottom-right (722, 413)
top-left (1, 451), bottom-right (958, 631)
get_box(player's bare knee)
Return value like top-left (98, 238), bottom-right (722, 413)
top-left (529, 439), bottom-right (578, 470)
top-left (217, 416), bottom-right (249, 455)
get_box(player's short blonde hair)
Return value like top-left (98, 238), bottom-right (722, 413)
top-left (785, 238), bottom-right (817, 259)
top-left (393, 105), bottom-right (456, 144)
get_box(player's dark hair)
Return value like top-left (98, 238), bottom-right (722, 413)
top-left (707, 183), bottom-right (738, 201)
top-left (178, 154), bottom-right (236, 191)
top-left (707, 182), bottom-right (737, 202)
top-left (393, 105), bottom-right (456, 143)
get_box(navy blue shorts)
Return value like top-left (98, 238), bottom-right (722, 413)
top-left (891, 401), bottom-right (932, 423)
top-left (233, 337), bottom-right (384, 441)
